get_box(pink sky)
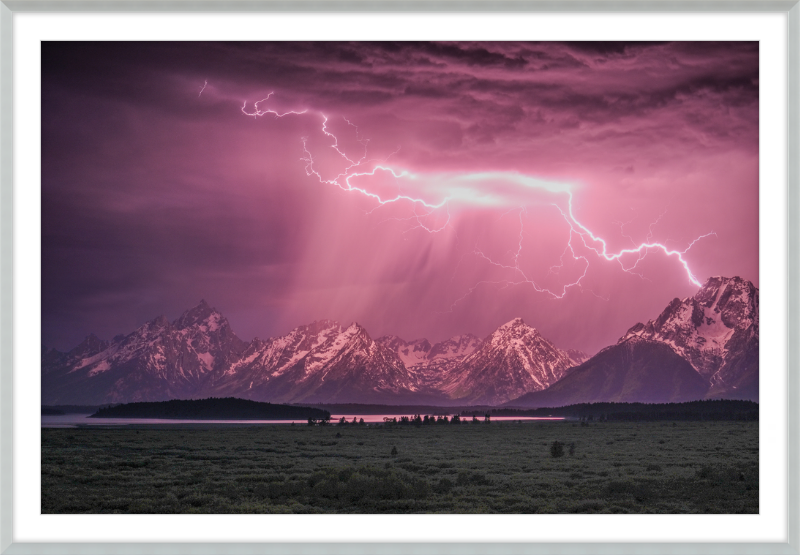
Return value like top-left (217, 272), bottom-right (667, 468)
top-left (42, 42), bottom-right (758, 355)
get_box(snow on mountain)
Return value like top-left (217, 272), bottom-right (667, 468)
top-left (375, 333), bottom-right (482, 389)
top-left (620, 276), bottom-right (758, 400)
top-left (564, 349), bottom-right (589, 366)
top-left (41, 300), bottom-right (247, 405)
top-left (47, 280), bottom-right (751, 407)
top-left (508, 335), bottom-right (710, 408)
top-left (205, 321), bottom-right (418, 404)
top-left (43, 306), bottom-right (579, 406)
top-left (376, 336), bottom-right (433, 368)
top-left (438, 318), bottom-right (575, 405)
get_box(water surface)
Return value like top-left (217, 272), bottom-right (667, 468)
top-left (41, 413), bottom-right (564, 428)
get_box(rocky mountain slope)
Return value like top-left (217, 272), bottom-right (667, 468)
top-left (508, 336), bottom-right (710, 407)
top-left (205, 321), bottom-right (420, 404)
top-left (42, 276), bottom-right (758, 406)
top-left (375, 334), bottom-right (481, 390)
top-left (43, 308), bottom-right (577, 405)
top-left (508, 276), bottom-right (759, 407)
top-left (620, 276), bottom-right (758, 400)
top-left (42, 300), bottom-right (247, 405)
top-left (438, 318), bottom-right (575, 405)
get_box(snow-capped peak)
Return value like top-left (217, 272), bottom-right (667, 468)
top-left (67, 333), bottom-right (109, 358)
top-left (498, 317), bottom-right (526, 330)
top-left (174, 299), bottom-right (223, 330)
top-left (490, 318), bottom-right (543, 346)
top-left (619, 276), bottom-right (758, 398)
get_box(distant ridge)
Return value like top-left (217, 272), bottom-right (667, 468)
top-left (508, 336), bottom-right (710, 408)
top-left (486, 399), bottom-right (758, 421)
top-left (90, 397), bottom-right (331, 420)
top-left (44, 276), bottom-right (758, 406)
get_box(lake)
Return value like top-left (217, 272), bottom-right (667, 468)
top-left (41, 413), bottom-right (565, 427)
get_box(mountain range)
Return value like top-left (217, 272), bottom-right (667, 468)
top-left (42, 276), bottom-right (758, 406)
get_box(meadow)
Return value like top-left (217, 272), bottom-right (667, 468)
top-left (41, 420), bottom-right (758, 513)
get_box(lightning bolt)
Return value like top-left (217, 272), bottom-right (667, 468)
top-left (198, 79), bottom-right (208, 97)
top-left (242, 93), bottom-right (309, 118)
top-left (240, 93), bottom-right (716, 303)
top-left (557, 196), bottom-right (715, 287)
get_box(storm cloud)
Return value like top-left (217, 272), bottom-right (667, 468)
top-left (42, 42), bottom-right (758, 355)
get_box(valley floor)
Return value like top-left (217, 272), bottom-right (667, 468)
top-left (41, 420), bottom-right (757, 513)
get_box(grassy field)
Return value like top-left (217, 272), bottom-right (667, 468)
top-left (41, 420), bottom-right (758, 513)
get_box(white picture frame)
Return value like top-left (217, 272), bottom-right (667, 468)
top-left (1, 2), bottom-right (798, 554)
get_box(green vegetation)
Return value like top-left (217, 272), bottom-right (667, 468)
top-left (468, 400), bottom-right (759, 421)
top-left (90, 398), bottom-right (331, 421)
top-left (43, 405), bottom-right (109, 415)
top-left (41, 421), bottom-right (757, 514)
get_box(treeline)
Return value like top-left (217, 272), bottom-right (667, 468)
top-left (42, 404), bottom-right (115, 415)
top-left (467, 400), bottom-right (758, 421)
top-left (90, 398), bottom-right (331, 421)
top-left (327, 414), bottom-right (492, 426)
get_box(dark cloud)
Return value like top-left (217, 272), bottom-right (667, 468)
top-left (561, 41), bottom-right (670, 55)
top-left (41, 42), bottom-right (759, 354)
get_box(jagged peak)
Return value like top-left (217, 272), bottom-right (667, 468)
top-left (345, 321), bottom-right (369, 334)
top-left (621, 321), bottom-right (647, 339)
top-left (494, 318), bottom-right (542, 337)
top-left (566, 348), bottom-right (589, 361)
top-left (150, 314), bottom-right (170, 327)
top-left (698, 276), bottom-right (756, 294)
top-left (503, 317), bottom-right (525, 326)
top-left (376, 334), bottom-right (404, 346)
top-left (174, 300), bottom-right (224, 330)
top-left (596, 334), bottom-right (687, 362)
top-left (705, 275), bottom-right (747, 283)
top-left (294, 319), bottom-right (341, 336)
top-left (308, 319), bottom-right (340, 328)
top-left (694, 276), bottom-right (757, 313)
top-left (455, 333), bottom-right (479, 341)
top-left (620, 334), bottom-right (649, 345)
top-left (67, 333), bottom-right (109, 357)
top-left (339, 322), bottom-right (374, 343)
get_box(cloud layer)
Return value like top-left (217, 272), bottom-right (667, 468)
top-left (42, 42), bottom-right (759, 354)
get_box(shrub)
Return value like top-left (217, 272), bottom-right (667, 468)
top-left (456, 471), bottom-right (491, 487)
top-left (696, 465), bottom-right (714, 479)
top-left (550, 441), bottom-right (564, 458)
top-left (390, 446), bottom-right (398, 456)
top-left (434, 478), bottom-right (453, 494)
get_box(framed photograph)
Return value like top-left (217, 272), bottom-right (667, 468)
top-left (2, 1), bottom-right (798, 554)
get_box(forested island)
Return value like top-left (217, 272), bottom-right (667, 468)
top-left (90, 398), bottom-right (331, 421)
top-left (42, 404), bottom-right (113, 415)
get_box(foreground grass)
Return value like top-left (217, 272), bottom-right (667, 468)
top-left (42, 421), bottom-right (757, 513)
